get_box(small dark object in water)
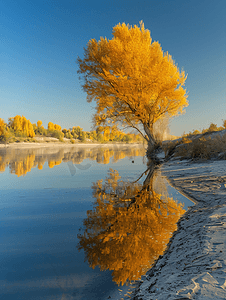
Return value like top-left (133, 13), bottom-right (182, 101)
top-left (132, 160), bottom-right (134, 163)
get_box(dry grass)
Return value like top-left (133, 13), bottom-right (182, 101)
top-left (170, 132), bottom-right (226, 160)
top-left (162, 140), bottom-right (182, 158)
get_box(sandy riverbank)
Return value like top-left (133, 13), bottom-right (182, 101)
top-left (0, 142), bottom-right (145, 149)
top-left (132, 157), bottom-right (226, 300)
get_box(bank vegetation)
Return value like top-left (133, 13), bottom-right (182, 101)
top-left (0, 115), bottom-right (143, 145)
top-left (163, 120), bottom-right (226, 161)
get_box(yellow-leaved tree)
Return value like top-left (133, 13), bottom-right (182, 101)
top-left (48, 122), bottom-right (54, 131)
top-left (9, 115), bottom-right (35, 138)
top-left (0, 118), bottom-right (6, 136)
top-left (77, 21), bottom-right (188, 152)
top-left (48, 122), bottom-right (61, 132)
top-left (37, 120), bottom-right (42, 127)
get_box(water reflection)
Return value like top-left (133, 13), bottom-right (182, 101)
top-left (77, 164), bottom-right (185, 286)
top-left (0, 145), bottom-right (146, 177)
top-left (0, 146), bottom-right (190, 299)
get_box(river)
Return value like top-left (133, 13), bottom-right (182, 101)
top-left (0, 144), bottom-right (193, 300)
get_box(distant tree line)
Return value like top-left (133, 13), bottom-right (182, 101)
top-left (0, 115), bottom-right (143, 144)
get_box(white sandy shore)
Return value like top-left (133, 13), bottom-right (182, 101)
top-left (132, 157), bottom-right (226, 300)
top-left (0, 142), bottom-right (144, 149)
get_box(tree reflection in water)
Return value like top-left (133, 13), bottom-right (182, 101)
top-left (77, 163), bottom-right (185, 286)
top-left (0, 145), bottom-right (146, 176)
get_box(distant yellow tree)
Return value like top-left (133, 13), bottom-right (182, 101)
top-left (102, 126), bottom-right (110, 142)
top-left (77, 21), bottom-right (188, 151)
top-left (54, 124), bottom-right (61, 131)
top-left (9, 115), bottom-right (22, 132)
top-left (48, 122), bottom-right (54, 131)
top-left (223, 120), bottom-right (226, 129)
top-left (37, 120), bottom-right (42, 127)
top-left (89, 130), bottom-right (97, 141)
top-left (9, 115), bottom-right (35, 138)
top-left (208, 123), bottom-right (218, 132)
top-left (48, 122), bottom-right (61, 131)
top-left (0, 118), bottom-right (6, 135)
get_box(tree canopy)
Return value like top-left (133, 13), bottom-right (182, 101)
top-left (8, 115), bottom-right (35, 138)
top-left (77, 21), bottom-right (188, 149)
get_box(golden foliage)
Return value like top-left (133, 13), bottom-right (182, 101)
top-left (223, 120), bottom-right (226, 129)
top-left (54, 124), bottom-right (61, 131)
top-left (78, 21), bottom-right (188, 145)
top-left (48, 122), bottom-right (54, 131)
top-left (182, 136), bottom-right (192, 144)
top-left (0, 118), bottom-right (6, 135)
top-left (48, 122), bottom-right (61, 131)
top-left (9, 115), bottom-right (35, 138)
top-left (37, 120), bottom-right (42, 127)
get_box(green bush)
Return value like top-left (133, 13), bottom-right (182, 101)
top-left (0, 128), bottom-right (15, 144)
top-left (162, 140), bottom-right (181, 158)
top-left (14, 131), bottom-right (27, 138)
top-left (35, 126), bottom-right (47, 136)
top-left (208, 123), bottom-right (218, 132)
top-left (65, 131), bottom-right (73, 139)
top-left (79, 131), bottom-right (86, 142)
top-left (122, 135), bottom-right (132, 143)
top-left (48, 130), bottom-right (64, 140)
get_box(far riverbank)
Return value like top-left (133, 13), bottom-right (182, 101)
top-left (0, 142), bottom-right (145, 149)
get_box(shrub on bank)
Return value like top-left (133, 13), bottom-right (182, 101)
top-left (169, 132), bottom-right (226, 160)
top-left (48, 130), bottom-right (64, 140)
top-left (70, 138), bottom-right (76, 144)
top-left (0, 128), bottom-right (15, 144)
top-left (162, 140), bottom-right (182, 158)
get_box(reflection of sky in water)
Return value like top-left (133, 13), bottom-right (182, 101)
top-left (1, 188), bottom-right (124, 299)
top-left (0, 156), bottom-right (146, 190)
top-left (0, 146), bottom-right (193, 300)
top-left (164, 180), bottom-right (194, 210)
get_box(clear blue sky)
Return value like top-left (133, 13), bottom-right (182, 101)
top-left (1, 0), bottom-right (225, 136)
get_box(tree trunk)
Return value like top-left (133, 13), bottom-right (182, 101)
top-left (143, 123), bottom-right (163, 165)
top-left (143, 123), bottom-right (158, 157)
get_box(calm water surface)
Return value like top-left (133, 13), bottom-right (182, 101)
top-left (0, 145), bottom-right (193, 300)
